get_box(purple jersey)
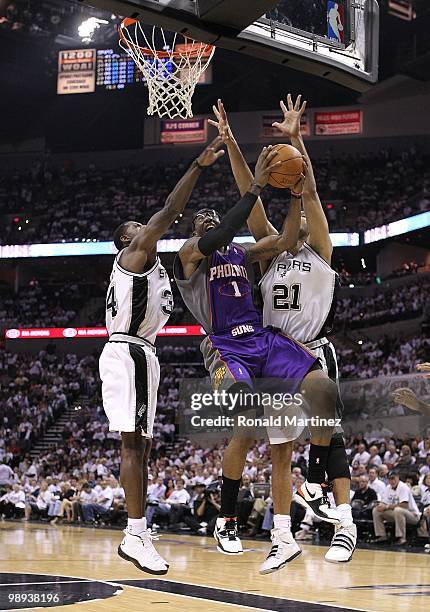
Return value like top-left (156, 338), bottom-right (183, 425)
top-left (174, 242), bottom-right (319, 395)
top-left (174, 242), bottom-right (261, 335)
top-left (207, 244), bottom-right (261, 334)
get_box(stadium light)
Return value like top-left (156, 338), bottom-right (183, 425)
top-left (78, 17), bottom-right (109, 43)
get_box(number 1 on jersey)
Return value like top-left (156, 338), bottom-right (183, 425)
top-left (231, 281), bottom-right (242, 297)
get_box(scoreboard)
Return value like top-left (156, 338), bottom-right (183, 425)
top-left (57, 48), bottom-right (211, 94)
top-left (96, 49), bottom-right (174, 90)
top-left (96, 49), bottom-right (145, 89)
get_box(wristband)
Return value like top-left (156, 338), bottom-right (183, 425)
top-left (249, 182), bottom-right (263, 195)
top-left (290, 191), bottom-right (303, 199)
top-left (194, 159), bottom-right (206, 170)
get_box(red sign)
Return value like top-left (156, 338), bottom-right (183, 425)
top-left (262, 114), bottom-right (309, 139)
top-left (5, 326), bottom-right (205, 340)
top-left (315, 110), bottom-right (363, 135)
top-left (160, 118), bottom-right (207, 144)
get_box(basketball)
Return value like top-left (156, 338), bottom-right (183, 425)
top-left (267, 144), bottom-right (304, 189)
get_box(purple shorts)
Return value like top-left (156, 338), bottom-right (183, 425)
top-left (200, 324), bottom-right (319, 393)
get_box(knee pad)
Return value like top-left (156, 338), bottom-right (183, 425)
top-left (326, 434), bottom-right (351, 481)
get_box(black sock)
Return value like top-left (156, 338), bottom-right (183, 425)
top-left (307, 444), bottom-right (329, 484)
top-left (220, 475), bottom-right (241, 517)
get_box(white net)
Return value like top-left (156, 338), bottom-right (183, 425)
top-left (119, 19), bottom-right (215, 119)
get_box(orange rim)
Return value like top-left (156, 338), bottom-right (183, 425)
top-left (119, 18), bottom-right (215, 59)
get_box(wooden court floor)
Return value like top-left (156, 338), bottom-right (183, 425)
top-left (1, 522), bottom-right (429, 612)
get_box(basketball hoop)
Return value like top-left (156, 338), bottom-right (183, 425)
top-left (119, 18), bottom-right (215, 119)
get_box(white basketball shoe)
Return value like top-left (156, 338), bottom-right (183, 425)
top-left (325, 523), bottom-right (357, 563)
top-left (214, 516), bottom-right (243, 554)
top-left (118, 527), bottom-right (169, 574)
top-left (296, 481), bottom-right (340, 524)
top-left (259, 528), bottom-right (302, 574)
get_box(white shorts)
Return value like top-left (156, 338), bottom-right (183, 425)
top-left (99, 339), bottom-right (160, 437)
top-left (265, 398), bottom-right (308, 446)
top-left (267, 337), bottom-right (343, 445)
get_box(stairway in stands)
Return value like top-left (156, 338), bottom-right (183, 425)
top-left (29, 397), bottom-right (90, 459)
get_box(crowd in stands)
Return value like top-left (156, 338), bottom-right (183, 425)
top-left (337, 261), bottom-right (424, 287)
top-left (0, 348), bottom-right (100, 463)
top-left (0, 265), bottom-right (427, 332)
top-left (0, 275), bottom-right (186, 332)
top-left (1, 147), bottom-right (429, 246)
top-left (265, 146), bottom-right (429, 233)
top-left (1, 422), bottom-right (429, 550)
top-left (336, 279), bottom-right (429, 331)
top-left (337, 335), bottom-right (430, 380)
top-left (0, 279), bottom-right (99, 333)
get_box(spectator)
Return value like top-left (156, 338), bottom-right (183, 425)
top-left (73, 483), bottom-right (97, 522)
top-left (372, 471), bottom-right (421, 545)
top-left (384, 442), bottom-right (399, 469)
top-left (368, 467), bottom-right (386, 500)
top-left (24, 480), bottom-right (53, 521)
top-left (353, 443), bottom-right (370, 466)
top-left (368, 445), bottom-right (382, 468)
top-left (419, 454), bottom-right (430, 480)
top-left (177, 483), bottom-right (220, 535)
top-left (351, 475), bottom-right (378, 520)
top-left (0, 484), bottom-right (26, 518)
top-left (147, 476), bottom-right (167, 502)
top-left (146, 479), bottom-right (190, 527)
top-left (395, 445), bottom-right (417, 479)
top-left (0, 462), bottom-right (14, 489)
top-left (81, 480), bottom-right (114, 523)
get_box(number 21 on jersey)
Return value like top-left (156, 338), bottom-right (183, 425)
top-left (272, 283), bottom-right (301, 311)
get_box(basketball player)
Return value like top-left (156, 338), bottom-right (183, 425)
top-left (174, 144), bottom-right (340, 562)
top-left (211, 96), bottom-right (356, 567)
top-left (99, 137), bottom-right (225, 575)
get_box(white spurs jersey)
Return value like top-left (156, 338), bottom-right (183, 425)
top-left (105, 253), bottom-right (173, 344)
top-left (260, 243), bottom-right (339, 343)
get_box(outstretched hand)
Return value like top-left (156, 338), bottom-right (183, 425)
top-left (417, 363), bottom-right (430, 378)
top-left (272, 93), bottom-right (307, 139)
top-left (208, 99), bottom-right (233, 144)
top-left (254, 146), bottom-right (283, 188)
top-left (196, 136), bottom-right (225, 167)
top-left (392, 387), bottom-right (421, 411)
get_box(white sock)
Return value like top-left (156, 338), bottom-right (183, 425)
top-left (127, 517), bottom-right (147, 535)
top-left (336, 503), bottom-right (353, 526)
top-left (273, 514), bottom-right (291, 532)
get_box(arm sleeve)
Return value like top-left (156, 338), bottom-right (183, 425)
top-left (197, 191), bottom-right (258, 256)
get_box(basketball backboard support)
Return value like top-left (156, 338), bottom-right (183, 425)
top-left (77, 0), bottom-right (379, 90)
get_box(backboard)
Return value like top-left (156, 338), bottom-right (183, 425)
top-left (77, 0), bottom-right (379, 90)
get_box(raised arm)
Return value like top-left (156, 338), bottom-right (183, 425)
top-left (247, 193), bottom-right (302, 264)
top-left (273, 94), bottom-right (333, 264)
top-left (209, 100), bottom-right (278, 241)
top-left (392, 387), bottom-right (430, 417)
top-left (120, 137), bottom-right (225, 273)
top-left (179, 146), bottom-right (282, 280)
